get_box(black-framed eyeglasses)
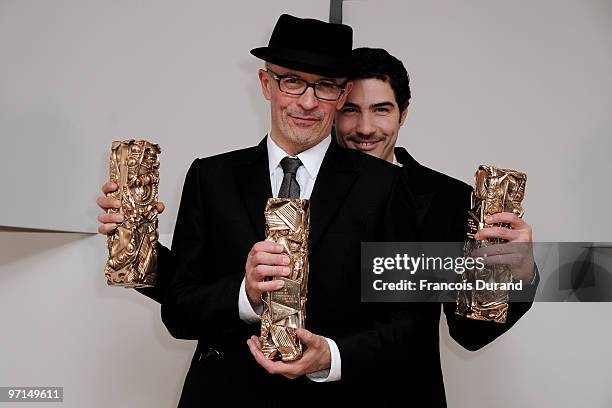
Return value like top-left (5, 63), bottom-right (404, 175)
top-left (266, 68), bottom-right (346, 101)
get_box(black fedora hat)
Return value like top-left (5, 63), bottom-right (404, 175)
top-left (250, 14), bottom-right (353, 78)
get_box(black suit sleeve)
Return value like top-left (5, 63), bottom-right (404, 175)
top-left (444, 270), bottom-right (538, 350)
top-left (134, 242), bottom-right (172, 304)
top-left (160, 159), bottom-right (245, 340)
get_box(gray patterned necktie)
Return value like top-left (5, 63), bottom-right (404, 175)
top-left (278, 157), bottom-right (302, 199)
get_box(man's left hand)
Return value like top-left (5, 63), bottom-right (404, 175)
top-left (246, 328), bottom-right (331, 379)
top-left (472, 212), bottom-right (535, 283)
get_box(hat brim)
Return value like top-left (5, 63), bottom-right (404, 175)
top-left (251, 46), bottom-right (353, 78)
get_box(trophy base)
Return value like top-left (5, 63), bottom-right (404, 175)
top-left (105, 265), bottom-right (157, 289)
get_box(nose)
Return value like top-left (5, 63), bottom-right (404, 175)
top-left (297, 86), bottom-right (319, 111)
top-left (356, 114), bottom-right (375, 137)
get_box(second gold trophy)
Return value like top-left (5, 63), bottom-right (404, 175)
top-left (260, 198), bottom-right (310, 361)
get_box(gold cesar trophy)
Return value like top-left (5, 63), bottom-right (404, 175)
top-left (456, 165), bottom-right (527, 323)
top-left (104, 140), bottom-right (161, 288)
top-left (260, 198), bottom-right (310, 361)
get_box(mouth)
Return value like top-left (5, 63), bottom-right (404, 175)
top-left (347, 138), bottom-right (382, 151)
top-left (289, 114), bottom-right (320, 127)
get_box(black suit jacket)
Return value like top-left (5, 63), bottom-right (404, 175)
top-left (139, 143), bottom-right (537, 407)
top-left (159, 138), bottom-right (427, 406)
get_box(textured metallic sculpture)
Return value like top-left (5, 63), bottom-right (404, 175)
top-left (457, 165), bottom-right (527, 323)
top-left (260, 198), bottom-right (310, 361)
top-left (104, 140), bottom-right (160, 288)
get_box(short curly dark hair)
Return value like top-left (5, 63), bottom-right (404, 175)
top-left (350, 47), bottom-right (411, 112)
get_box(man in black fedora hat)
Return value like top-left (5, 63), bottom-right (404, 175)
top-left (96, 14), bottom-right (422, 406)
top-left (162, 13), bottom-right (423, 406)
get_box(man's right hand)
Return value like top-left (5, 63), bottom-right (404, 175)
top-left (96, 181), bottom-right (165, 235)
top-left (244, 241), bottom-right (291, 308)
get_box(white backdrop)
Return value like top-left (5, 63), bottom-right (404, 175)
top-left (0, 1), bottom-right (611, 407)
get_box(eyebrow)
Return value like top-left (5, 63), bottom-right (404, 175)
top-left (343, 101), bottom-right (395, 109)
top-left (371, 102), bottom-right (395, 109)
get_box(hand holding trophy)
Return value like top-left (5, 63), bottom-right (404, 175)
top-left (457, 165), bottom-right (528, 323)
top-left (103, 140), bottom-right (161, 288)
top-left (260, 198), bottom-right (310, 361)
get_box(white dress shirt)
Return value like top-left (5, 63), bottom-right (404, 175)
top-left (238, 134), bottom-right (341, 382)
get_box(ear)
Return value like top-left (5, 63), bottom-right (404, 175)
top-left (399, 106), bottom-right (409, 126)
top-left (336, 81), bottom-right (353, 110)
top-left (258, 69), bottom-right (272, 101)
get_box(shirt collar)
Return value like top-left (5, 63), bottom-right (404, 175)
top-left (267, 133), bottom-right (331, 179)
top-left (393, 154), bottom-right (403, 167)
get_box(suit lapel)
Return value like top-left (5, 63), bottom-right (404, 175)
top-left (395, 147), bottom-right (436, 230)
top-left (232, 137), bottom-right (359, 246)
top-left (233, 138), bottom-right (271, 241)
top-left (309, 141), bottom-right (358, 251)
